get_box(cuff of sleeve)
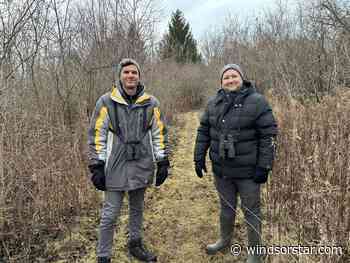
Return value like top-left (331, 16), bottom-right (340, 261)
top-left (88, 160), bottom-right (105, 171)
top-left (257, 161), bottom-right (272, 170)
top-left (257, 166), bottom-right (270, 170)
top-left (157, 159), bottom-right (170, 167)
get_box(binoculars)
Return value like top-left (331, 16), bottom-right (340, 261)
top-left (219, 134), bottom-right (237, 159)
top-left (125, 141), bottom-right (142, 161)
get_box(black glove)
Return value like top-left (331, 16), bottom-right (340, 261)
top-left (253, 167), bottom-right (270, 184)
top-left (195, 160), bottom-right (207, 178)
top-left (88, 162), bottom-right (106, 191)
top-left (156, 159), bottom-right (170, 186)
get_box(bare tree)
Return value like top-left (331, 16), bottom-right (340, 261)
top-left (317, 0), bottom-right (350, 33)
top-left (0, 1), bottom-right (45, 77)
top-left (73, 0), bottom-right (161, 116)
top-left (305, 0), bottom-right (350, 88)
top-left (201, 27), bottom-right (225, 65)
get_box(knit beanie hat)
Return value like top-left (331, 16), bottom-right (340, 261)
top-left (220, 64), bottom-right (244, 84)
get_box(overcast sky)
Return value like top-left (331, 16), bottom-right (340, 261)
top-left (156, 0), bottom-right (282, 41)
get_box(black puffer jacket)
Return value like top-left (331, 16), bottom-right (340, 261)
top-left (194, 81), bottom-right (278, 179)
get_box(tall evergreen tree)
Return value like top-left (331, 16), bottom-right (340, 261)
top-left (159, 9), bottom-right (201, 63)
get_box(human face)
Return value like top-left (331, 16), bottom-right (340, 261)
top-left (120, 64), bottom-right (139, 96)
top-left (222, 69), bottom-right (243, 91)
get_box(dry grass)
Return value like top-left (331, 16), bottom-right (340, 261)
top-left (264, 91), bottom-right (350, 263)
top-left (0, 103), bottom-right (98, 262)
top-left (1, 71), bottom-right (350, 263)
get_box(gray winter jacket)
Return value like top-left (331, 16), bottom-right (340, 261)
top-left (88, 84), bottom-right (168, 191)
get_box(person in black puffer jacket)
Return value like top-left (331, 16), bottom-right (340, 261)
top-left (193, 64), bottom-right (278, 263)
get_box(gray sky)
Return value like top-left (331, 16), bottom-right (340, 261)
top-left (156, 0), bottom-right (280, 40)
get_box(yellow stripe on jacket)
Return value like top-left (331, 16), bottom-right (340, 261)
top-left (154, 107), bottom-right (165, 149)
top-left (95, 106), bottom-right (108, 153)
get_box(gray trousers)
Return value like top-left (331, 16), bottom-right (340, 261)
top-left (97, 188), bottom-right (146, 258)
top-left (214, 176), bottom-right (261, 247)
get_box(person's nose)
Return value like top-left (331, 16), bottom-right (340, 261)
top-left (227, 77), bottom-right (234, 83)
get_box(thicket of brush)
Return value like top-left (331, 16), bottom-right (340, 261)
top-left (265, 91), bottom-right (350, 262)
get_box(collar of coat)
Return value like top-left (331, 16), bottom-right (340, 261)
top-left (214, 80), bottom-right (256, 105)
top-left (110, 83), bottom-right (152, 105)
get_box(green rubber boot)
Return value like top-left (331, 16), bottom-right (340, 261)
top-left (246, 254), bottom-right (262, 263)
top-left (97, 257), bottom-right (111, 263)
top-left (206, 215), bottom-right (233, 255)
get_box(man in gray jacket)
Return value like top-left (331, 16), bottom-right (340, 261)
top-left (88, 58), bottom-right (169, 263)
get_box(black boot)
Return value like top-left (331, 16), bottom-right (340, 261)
top-left (97, 257), bottom-right (111, 263)
top-left (128, 238), bottom-right (157, 262)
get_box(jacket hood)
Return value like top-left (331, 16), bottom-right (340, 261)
top-left (111, 83), bottom-right (151, 105)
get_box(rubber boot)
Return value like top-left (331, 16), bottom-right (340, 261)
top-left (247, 255), bottom-right (262, 263)
top-left (245, 209), bottom-right (262, 263)
top-left (128, 238), bottom-right (157, 262)
top-left (206, 215), bottom-right (234, 255)
top-left (97, 257), bottom-right (111, 263)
